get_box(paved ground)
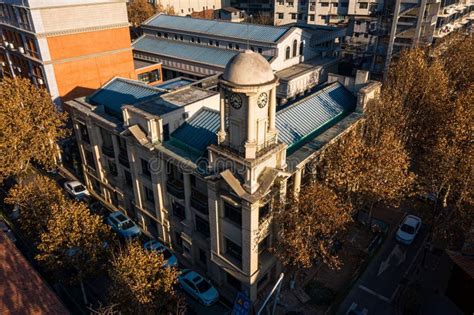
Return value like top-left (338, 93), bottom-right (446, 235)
top-left (185, 295), bottom-right (231, 315)
top-left (336, 224), bottom-right (429, 315)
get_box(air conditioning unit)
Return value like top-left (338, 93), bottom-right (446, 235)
top-left (9, 43), bottom-right (14, 49)
top-left (18, 47), bottom-right (25, 54)
top-left (1, 62), bottom-right (5, 67)
top-left (37, 78), bottom-right (44, 85)
top-left (3, 41), bottom-right (9, 47)
top-left (16, 66), bottom-right (21, 73)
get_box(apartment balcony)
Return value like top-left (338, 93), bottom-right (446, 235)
top-left (102, 144), bottom-right (114, 158)
top-left (191, 189), bottom-right (209, 215)
top-left (167, 178), bottom-right (185, 200)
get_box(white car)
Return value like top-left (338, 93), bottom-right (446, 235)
top-left (64, 181), bottom-right (90, 200)
top-left (396, 215), bottom-right (422, 245)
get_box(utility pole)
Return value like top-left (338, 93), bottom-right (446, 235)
top-left (257, 273), bottom-right (284, 315)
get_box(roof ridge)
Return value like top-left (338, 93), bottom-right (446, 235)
top-left (146, 13), bottom-right (290, 31)
top-left (136, 34), bottom-right (239, 53)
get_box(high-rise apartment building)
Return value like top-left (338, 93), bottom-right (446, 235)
top-left (0, 0), bottom-right (136, 102)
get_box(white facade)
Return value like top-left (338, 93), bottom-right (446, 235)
top-left (149, 0), bottom-right (230, 15)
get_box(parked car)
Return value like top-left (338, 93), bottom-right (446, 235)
top-left (106, 211), bottom-right (141, 239)
top-left (395, 215), bottom-right (422, 245)
top-left (143, 240), bottom-right (178, 267)
top-left (178, 269), bottom-right (219, 306)
top-left (64, 181), bottom-right (89, 201)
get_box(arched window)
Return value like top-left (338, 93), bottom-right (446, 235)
top-left (299, 42), bottom-right (304, 55)
top-left (285, 46), bottom-right (291, 60)
top-left (292, 39), bottom-right (298, 57)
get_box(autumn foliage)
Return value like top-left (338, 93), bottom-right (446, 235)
top-left (0, 77), bottom-right (68, 181)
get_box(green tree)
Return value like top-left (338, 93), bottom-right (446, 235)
top-left (271, 182), bottom-right (352, 270)
top-left (108, 242), bottom-right (183, 314)
top-left (0, 77), bottom-right (68, 182)
top-left (36, 201), bottom-right (114, 304)
top-left (5, 175), bottom-right (65, 242)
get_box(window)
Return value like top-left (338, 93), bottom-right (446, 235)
top-left (157, 32), bottom-right (162, 37)
top-left (258, 48), bottom-right (262, 53)
top-left (180, 35), bottom-right (183, 41)
top-left (197, 38), bottom-right (201, 44)
top-left (173, 202), bottom-right (186, 220)
top-left (292, 39), bottom-right (298, 57)
top-left (309, 14), bottom-right (315, 21)
top-left (228, 43), bottom-right (233, 49)
top-left (195, 215), bottom-right (210, 238)
top-left (258, 235), bottom-right (270, 254)
top-left (333, 2), bottom-right (338, 7)
top-left (138, 69), bottom-right (161, 84)
top-left (259, 203), bottom-right (270, 221)
top-left (215, 41), bottom-right (219, 47)
top-left (199, 248), bottom-right (207, 266)
top-left (191, 37), bottom-right (195, 43)
top-left (144, 186), bottom-right (154, 205)
top-left (124, 170), bottom-right (133, 187)
top-left (141, 159), bottom-right (151, 177)
top-left (277, 12), bottom-right (284, 19)
top-left (290, 13), bottom-right (296, 19)
top-left (235, 44), bottom-right (240, 50)
top-left (164, 33), bottom-right (168, 38)
top-left (285, 46), bottom-right (291, 60)
top-left (321, 2), bottom-right (329, 6)
top-left (226, 273), bottom-right (241, 291)
top-left (359, 2), bottom-right (368, 9)
top-left (163, 124), bottom-right (170, 141)
top-left (225, 238), bottom-right (242, 263)
top-left (78, 121), bottom-right (90, 144)
top-left (84, 150), bottom-right (95, 170)
top-left (108, 160), bottom-right (118, 176)
top-left (209, 40), bottom-right (213, 45)
top-left (299, 42), bottom-right (304, 55)
top-left (224, 202), bottom-right (241, 226)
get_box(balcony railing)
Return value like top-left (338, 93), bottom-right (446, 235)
top-left (191, 189), bottom-right (209, 214)
top-left (102, 144), bottom-right (114, 158)
top-left (167, 178), bottom-right (184, 199)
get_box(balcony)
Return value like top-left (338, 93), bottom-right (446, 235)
top-left (102, 144), bottom-right (114, 158)
top-left (191, 189), bottom-right (209, 214)
top-left (167, 178), bottom-right (184, 199)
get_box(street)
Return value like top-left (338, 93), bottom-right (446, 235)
top-left (336, 223), bottom-right (429, 314)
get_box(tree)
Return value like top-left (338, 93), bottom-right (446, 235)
top-left (36, 201), bottom-right (114, 304)
top-left (5, 174), bottom-right (65, 242)
top-left (127, 0), bottom-right (174, 28)
top-left (316, 123), bottom-right (415, 214)
top-left (0, 77), bottom-right (68, 182)
top-left (108, 242), bottom-right (183, 314)
top-left (271, 182), bottom-right (352, 270)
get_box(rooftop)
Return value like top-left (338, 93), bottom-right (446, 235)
top-left (0, 231), bottom-right (69, 315)
top-left (88, 77), bottom-right (164, 118)
top-left (133, 35), bottom-right (241, 68)
top-left (276, 81), bottom-right (356, 152)
top-left (276, 57), bottom-right (339, 81)
top-left (155, 77), bottom-right (195, 90)
top-left (143, 14), bottom-right (291, 43)
top-left (166, 82), bottom-right (356, 160)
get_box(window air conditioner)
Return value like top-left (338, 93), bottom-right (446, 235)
top-left (18, 47), bottom-right (25, 54)
top-left (37, 78), bottom-right (44, 85)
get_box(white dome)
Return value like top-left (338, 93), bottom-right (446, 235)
top-left (222, 50), bottom-right (275, 86)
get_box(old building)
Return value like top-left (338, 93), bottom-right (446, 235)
top-left (148, 0), bottom-right (231, 16)
top-left (133, 14), bottom-right (346, 103)
top-left (0, 0), bottom-right (136, 102)
top-left (65, 50), bottom-right (380, 303)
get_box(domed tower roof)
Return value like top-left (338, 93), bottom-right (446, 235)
top-left (222, 50), bottom-right (275, 86)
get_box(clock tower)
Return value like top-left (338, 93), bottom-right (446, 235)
top-left (217, 50), bottom-right (279, 159)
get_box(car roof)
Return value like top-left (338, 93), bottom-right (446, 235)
top-left (404, 215), bottom-right (421, 226)
top-left (145, 240), bottom-right (165, 249)
top-left (67, 181), bottom-right (82, 187)
top-left (110, 212), bottom-right (129, 222)
top-left (183, 270), bottom-right (203, 283)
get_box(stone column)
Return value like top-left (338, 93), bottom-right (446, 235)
top-left (242, 201), bottom-right (260, 301)
top-left (293, 168), bottom-right (302, 197)
top-left (218, 90), bottom-right (226, 143)
top-left (268, 87), bottom-right (276, 132)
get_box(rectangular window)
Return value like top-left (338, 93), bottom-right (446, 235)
top-left (84, 150), bottom-right (95, 170)
top-left (259, 203), bottom-right (270, 221)
top-left (309, 14), bottom-right (315, 21)
top-left (173, 202), bottom-right (186, 220)
top-left (359, 2), bottom-right (368, 9)
top-left (78, 121), bottom-right (90, 144)
top-left (224, 202), bottom-right (242, 226)
top-left (226, 273), bottom-right (241, 291)
top-left (291, 13), bottom-right (296, 19)
top-left (277, 13), bottom-right (284, 19)
top-left (195, 215), bottom-right (210, 238)
top-left (124, 170), bottom-right (133, 187)
top-left (141, 159), bottom-right (151, 177)
top-left (225, 238), bottom-right (242, 263)
top-left (163, 124), bottom-right (170, 141)
top-left (144, 186), bottom-right (154, 205)
top-left (320, 2), bottom-right (329, 7)
top-left (137, 69), bottom-right (161, 84)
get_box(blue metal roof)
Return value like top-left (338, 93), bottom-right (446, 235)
top-left (276, 82), bottom-right (356, 151)
top-left (144, 14), bottom-right (290, 43)
top-left (133, 35), bottom-right (240, 68)
top-left (155, 78), bottom-right (194, 90)
top-left (88, 78), bottom-right (163, 118)
top-left (169, 108), bottom-right (220, 155)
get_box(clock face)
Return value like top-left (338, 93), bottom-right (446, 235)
top-left (229, 93), bottom-right (243, 109)
top-left (258, 92), bottom-right (268, 108)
